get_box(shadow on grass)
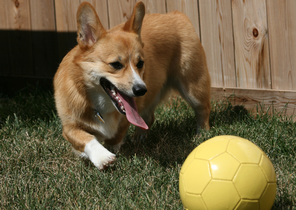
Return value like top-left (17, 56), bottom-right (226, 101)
top-left (209, 101), bottom-right (250, 127)
top-left (2, 88), bottom-right (294, 209)
top-left (120, 116), bottom-right (199, 167)
top-left (0, 85), bottom-right (56, 126)
top-left (119, 99), bottom-right (251, 168)
top-left (1, 87), bottom-right (251, 168)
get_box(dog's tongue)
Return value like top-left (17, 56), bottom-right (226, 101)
top-left (118, 93), bottom-right (148, 130)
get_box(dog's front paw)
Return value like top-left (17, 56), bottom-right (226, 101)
top-left (84, 139), bottom-right (116, 170)
top-left (91, 149), bottom-right (116, 170)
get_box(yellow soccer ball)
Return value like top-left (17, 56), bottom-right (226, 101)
top-left (179, 135), bottom-right (277, 210)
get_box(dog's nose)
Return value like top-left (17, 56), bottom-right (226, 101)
top-left (132, 84), bottom-right (147, 96)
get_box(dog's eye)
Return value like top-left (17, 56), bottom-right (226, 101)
top-left (110, 62), bottom-right (123, 70)
top-left (136, 60), bottom-right (144, 69)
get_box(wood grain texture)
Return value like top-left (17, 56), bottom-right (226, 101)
top-left (108, 0), bottom-right (136, 28)
top-left (0, 1), bottom-right (11, 75)
top-left (4, 0), bottom-right (34, 76)
top-left (55, 0), bottom-right (80, 63)
top-left (5, 0), bottom-right (31, 30)
top-left (267, 0), bottom-right (296, 90)
top-left (30, 0), bottom-right (58, 77)
top-left (0, 1), bottom-right (9, 29)
top-left (30, 0), bottom-right (56, 31)
top-left (212, 87), bottom-right (296, 118)
top-left (199, 0), bottom-right (236, 88)
top-left (55, 0), bottom-right (80, 32)
top-left (83, 0), bottom-right (109, 29)
top-left (166, 0), bottom-right (200, 36)
top-left (232, 0), bottom-right (271, 89)
top-left (137, 0), bottom-right (166, 14)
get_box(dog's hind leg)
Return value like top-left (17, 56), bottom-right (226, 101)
top-left (176, 74), bottom-right (211, 134)
top-left (179, 87), bottom-right (210, 133)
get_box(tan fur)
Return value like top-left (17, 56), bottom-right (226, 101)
top-left (54, 1), bottom-right (211, 170)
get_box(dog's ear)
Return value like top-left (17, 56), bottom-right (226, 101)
top-left (76, 2), bottom-right (106, 49)
top-left (123, 1), bottom-right (145, 37)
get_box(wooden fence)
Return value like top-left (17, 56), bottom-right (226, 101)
top-left (1, 0), bottom-right (296, 116)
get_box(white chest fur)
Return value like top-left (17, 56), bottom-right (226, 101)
top-left (89, 90), bottom-right (121, 140)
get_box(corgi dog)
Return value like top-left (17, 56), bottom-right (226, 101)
top-left (54, 1), bottom-right (211, 170)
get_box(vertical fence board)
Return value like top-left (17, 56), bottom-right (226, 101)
top-left (137, 0), bottom-right (166, 14)
top-left (0, 1), bottom-right (11, 76)
top-left (0, 2), bottom-right (8, 29)
top-left (55, 0), bottom-right (79, 32)
top-left (83, 0), bottom-right (109, 29)
top-left (166, 0), bottom-right (200, 36)
top-left (5, 0), bottom-right (34, 77)
top-left (55, 0), bottom-right (80, 62)
top-left (30, 0), bottom-right (58, 77)
top-left (5, 0), bottom-right (31, 30)
top-left (30, 0), bottom-right (55, 31)
top-left (232, 0), bottom-right (271, 89)
top-left (267, 0), bottom-right (296, 90)
top-left (199, 0), bottom-right (236, 87)
top-left (108, 0), bottom-right (136, 28)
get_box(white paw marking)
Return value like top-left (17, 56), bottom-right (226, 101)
top-left (84, 139), bottom-right (116, 170)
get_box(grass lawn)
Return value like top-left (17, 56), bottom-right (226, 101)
top-left (0, 86), bottom-right (295, 209)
